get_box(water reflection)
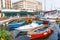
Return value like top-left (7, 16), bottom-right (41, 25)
top-left (13, 30), bottom-right (30, 40)
top-left (48, 23), bottom-right (59, 40)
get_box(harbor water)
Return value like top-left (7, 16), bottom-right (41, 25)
top-left (12, 22), bottom-right (60, 40)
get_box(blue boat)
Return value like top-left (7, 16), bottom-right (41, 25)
top-left (8, 21), bottom-right (25, 28)
top-left (58, 22), bottom-right (60, 28)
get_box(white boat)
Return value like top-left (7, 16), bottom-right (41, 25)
top-left (15, 23), bottom-right (43, 31)
top-left (15, 22), bottom-right (54, 39)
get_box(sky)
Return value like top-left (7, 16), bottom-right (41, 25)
top-left (11, 0), bottom-right (60, 11)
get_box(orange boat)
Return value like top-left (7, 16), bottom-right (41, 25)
top-left (22, 17), bottom-right (37, 20)
top-left (22, 17), bottom-right (37, 24)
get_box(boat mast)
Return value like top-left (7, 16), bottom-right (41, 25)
top-left (44, 0), bottom-right (46, 11)
top-left (51, 0), bottom-right (52, 10)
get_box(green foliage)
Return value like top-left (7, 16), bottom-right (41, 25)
top-left (0, 27), bottom-right (10, 40)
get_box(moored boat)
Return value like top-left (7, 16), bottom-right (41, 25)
top-left (27, 25), bottom-right (53, 39)
top-left (15, 22), bottom-right (53, 39)
top-left (8, 20), bottom-right (25, 28)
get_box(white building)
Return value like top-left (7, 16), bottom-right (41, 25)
top-left (13, 0), bottom-right (42, 12)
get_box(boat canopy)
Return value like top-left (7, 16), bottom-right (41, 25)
top-left (3, 12), bottom-right (18, 15)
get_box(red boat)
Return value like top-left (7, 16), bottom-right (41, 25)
top-left (27, 25), bottom-right (53, 40)
top-left (16, 23), bottom-right (53, 40)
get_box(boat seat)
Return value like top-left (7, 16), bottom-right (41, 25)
top-left (29, 27), bottom-right (48, 34)
top-left (37, 27), bottom-right (47, 31)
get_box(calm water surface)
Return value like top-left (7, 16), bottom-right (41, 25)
top-left (13, 23), bottom-right (60, 40)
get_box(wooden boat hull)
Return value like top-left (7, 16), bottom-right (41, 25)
top-left (0, 17), bottom-right (8, 21)
top-left (56, 19), bottom-right (60, 23)
top-left (22, 17), bottom-right (37, 21)
top-left (8, 21), bottom-right (25, 28)
top-left (27, 27), bottom-right (53, 39)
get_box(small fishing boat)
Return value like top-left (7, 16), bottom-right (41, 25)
top-left (15, 20), bottom-right (43, 30)
top-left (56, 18), bottom-right (60, 23)
top-left (22, 17), bottom-right (37, 24)
top-left (15, 23), bottom-right (41, 31)
top-left (28, 27), bottom-right (53, 40)
top-left (15, 22), bottom-right (53, 39)
top-left (0, 17), bottom-right (8, 21)
top-left (8, 20), bottom-right (25, 28)
top-left (41, 16), bottom-right (57, 24)
top-left (22, 17), bottom-right (37, 20)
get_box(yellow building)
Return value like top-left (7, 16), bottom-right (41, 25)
top-left (13, 0), bottom-right (42, 12)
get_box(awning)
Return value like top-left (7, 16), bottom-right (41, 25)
top-left (19, 11), bottom-right (34, 15)
top-left (2, 11), bottom-right (34, 15)
top-left (19, 11), bottom-right (28, 15)
top-left (28, 12), bottom-right (34, 15)
top-left (3, 12), bottom-right (19, 15)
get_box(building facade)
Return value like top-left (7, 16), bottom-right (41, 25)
top-left (0, 0), bottom-right (11, 18)
top-left (0, 0), bottom-right (11, 9)
top-left (13, 0), bottom-right (42, 12)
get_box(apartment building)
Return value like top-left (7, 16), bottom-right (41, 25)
top-left (0, 0), bottom-right (11, 9)
top-left (13, 0), bottom-right (42, 12)
top-left (0, 0), bottom-right (11, 18)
